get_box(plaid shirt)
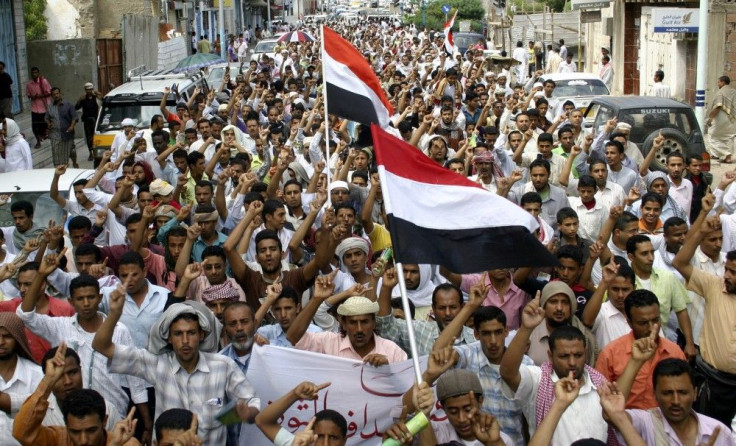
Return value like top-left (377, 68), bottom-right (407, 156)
top-left (454, 341), bottom-right (533, 446)
top-left (375, 311), bottom-right (477, 357)
top-left (110, 345), bottom-right (260, 445)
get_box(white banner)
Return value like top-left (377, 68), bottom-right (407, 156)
top-left (244, 345), bottom-right (438, 445)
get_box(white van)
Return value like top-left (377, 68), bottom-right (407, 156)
top-left (93, 70), bottom-right (208, 162)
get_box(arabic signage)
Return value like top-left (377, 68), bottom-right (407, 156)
top-left (653, 8), bottom-right (699, 33)
top-left (247, 345), bottom-right (440, 445)
top-left (571, 0), bottom-right (610, 11)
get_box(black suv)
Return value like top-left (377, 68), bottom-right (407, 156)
top-left (583, 97), bottom-right (710, 174)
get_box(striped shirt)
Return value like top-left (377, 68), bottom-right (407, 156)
top-left (17, 308), bottom-right (149, 415)
top-left (454, 341), bottom-right (532, 446)
top-left (375, 312), bottom-right (477, 357)
top-left (110, 344), bottom-right (260, 445)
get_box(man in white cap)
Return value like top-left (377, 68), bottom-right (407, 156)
top-left (75, 82), bottom-right (102, 161)
top-left (287, 275), bottom-right (407, 364)
top-left (110, 118), bottom-right (137, 163)
top-left (335, 236), bottom-right (371, 286)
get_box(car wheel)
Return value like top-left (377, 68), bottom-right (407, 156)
top-left (641, 128), bottom-right (689, 172)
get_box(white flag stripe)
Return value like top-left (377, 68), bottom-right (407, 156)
top-left (323, 50), bottom-right (391, 127)
top-left (378, 166), bottom-right (539, 232)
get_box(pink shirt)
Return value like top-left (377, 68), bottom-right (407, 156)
top-left (25, 77), bottom-right (52, 113)
top-left (460, 273), bottom-right (531, 330)
top-left (142, 250), bottom-right (177, 292)
top-left (295, 331), bottom-right (408, 363)
top-left (623, 408), bottom-right (731, 446)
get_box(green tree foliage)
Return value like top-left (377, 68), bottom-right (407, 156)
top-left (23, 0), bottom-right (47, 41)
top-left (408, 0), bottom-right (486, 32)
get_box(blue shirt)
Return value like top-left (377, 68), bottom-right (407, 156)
top-left (100, 281), bottom-right (170, 348)
top-left (454, 341), bottom-right (534, 446)
top-left (257, 323), bottom-right (322, 347)
top-left (191, 231), bottom-right (229, 263)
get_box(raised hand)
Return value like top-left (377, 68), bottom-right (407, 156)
top-left (601, 259), bottom-right (620, 284)
top-left (109, 276), bottom-right (132, 315)
top-left (700, 216), bottom-right (722, 235)
top-left (292, 417), bottom-right (317, 446)
top-left (40, 248), bottom-right (67, 276)
top-left (609, 205), bottom-right (624, 221)
top-left (87, 258), bottom-right (109, 279)
top-left (186, 224), bottom-right (202, 241)
top-left (468, 274), bottom-right (489, 307)
top-left (521, 291), bottom-right (545, 330)
top-left (652, 130), bottom-right (665, 150)
top-left (0, 194), bottom-right (12, 206)
top-left (598, 382), bottom-right (626, 421)
top-left (109, 407), bottom-right (138, 446)
top-left (701, 193), bottom-right (715, 214)
top-left (22, 236), bottom-right (41, 253)
top-left (426, 344), bottom-right (459, 380)
top-left (468, 391), bottom-right (502, 445)
top-left (631, 323), bottom-right (659, 362)
top-left (183, 262), bottom-right (203, 282)
top-left (293, 381), bottom-right (331, 400)
top-left (0, 262), bottom-right (17, 282)
top-left (554, 371), bottom-right (581, 407)
top-left (54, 164), bottom-right (68, 176)
top-left (95, 208), bottom-right (108, 227)
top-left (313, 271), bottom-right (337, 300)
top-left (381, 267), bottom-right (399, 288)
top-left (177, 204), bottom-right (192, 222)
top-left (44, 342), bottom-right (68, 383)
top-left (172, 413), bottom-right (202, 446)
top-left (265, 281), bottom-right (283, 301)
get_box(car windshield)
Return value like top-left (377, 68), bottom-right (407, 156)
top-left (619, 108), bottom-right (695, 144)
top-left (0, 194), bottom-right (67, 228)
top-left (255, 41), bottom-right (277, 53)
top-left (552, 79), bottom-right (609, 98)
top-left (454, 35), bottom-right (485, 50)
top-left (96, 104), bottom-right (176, 132)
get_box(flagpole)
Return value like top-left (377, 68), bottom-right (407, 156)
top-left (395, 262), bottom-right (424, 384)
top-left (320, 24), bottom-right (331, 186)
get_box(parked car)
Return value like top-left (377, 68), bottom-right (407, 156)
top-left (584, 96), bottom-right (710, 175)
top-left (0, 168), bottom-right (95, 228)
top-left (206, 62), bottom-right (244, 92)
top-left (538, 73), bottom-right (609, 115)
top-left (250, 39), bottom-right (280, 63)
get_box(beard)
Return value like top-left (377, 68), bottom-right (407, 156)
top-left (230, 335), bottom-right (254, 352)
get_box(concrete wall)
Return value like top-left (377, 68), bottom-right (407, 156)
top-left (158, 35), bottom-right (189, 70)
top-left (99, 0), bottom-right (157, 37)
top-left (27, 39), bottom-right (98, 101)
top-left (44, 0), bottom-right (158, 39)
top-left (122, 13), bottom-right (159, 76)
top-left (27, 39), bottom-right (97, 137)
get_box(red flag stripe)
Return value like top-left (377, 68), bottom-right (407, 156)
top-left (323, 26), bottom-right (394, 116)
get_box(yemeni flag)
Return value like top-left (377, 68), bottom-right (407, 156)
top-left (371, 125), bottom-right (557, 273)
top-left (322, 26), bottom-right (394, 128)
top-left (443, 10), bottom-right (458, 55)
